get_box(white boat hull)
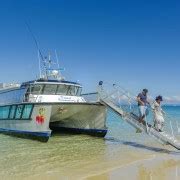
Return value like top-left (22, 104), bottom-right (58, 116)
top-left (0, 102), bottom-right (107, 141)
top-left (50, 103), bottom-right (107, 137)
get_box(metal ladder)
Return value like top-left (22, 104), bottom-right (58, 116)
top-left (98, 82), bottom-right (180, 150)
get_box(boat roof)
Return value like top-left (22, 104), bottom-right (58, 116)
top-left (21, 79), bottom-right (82, 87)
top-left (0, 83), bottom-right (21, 92)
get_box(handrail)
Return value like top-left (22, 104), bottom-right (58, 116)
top-left (99, 82), bottom-right (180, 150)
top-left (99, 81), bottom-right (179, 136)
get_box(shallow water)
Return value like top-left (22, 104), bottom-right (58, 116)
top-left (0, 106), bottom-right (180, 179)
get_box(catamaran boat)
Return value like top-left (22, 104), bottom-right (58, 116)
top-left (0, 56), bottom-right (107, 142)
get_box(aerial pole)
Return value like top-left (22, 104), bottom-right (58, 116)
top-left (38, 50), bottom-right (42, 78)
top-left (55, 49), bottom-right (60, 68)
top-left (25, 21), bottom-right (47, 79)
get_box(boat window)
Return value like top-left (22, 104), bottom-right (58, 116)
top-left (15, 105), bottom-right (24, 119)
top-left (9, 105), bottom-right (16, 119)
top-left (43, 84), bottom-right (57, 95)
top-left (29, 84), bottom-right (43, 94)
top-left (67, 86), bottom-right (75, 96)
top-left (0, 104), bottom-right (33, 120)
top-left (26, 84), bottom-right (82, 96)
top-left (67, 86), bottom-right (81, 96)
top-left (77, 87), bottom-right (82, 96)
top-left (22, 104), bottom-right (33, 119)
top-left (56, 84), bottom-right (68, 95)
top-left (0, 106), bottom-right (10, 119)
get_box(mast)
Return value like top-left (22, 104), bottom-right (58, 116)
top-left (38, 50), bottom-right (42, 78)
top-left (40, 51), bottom-right (65, 80)
top-left (25, 21), bottom-right (47, 79)
top-left (55, 49), bottom-right (60, 68)
top-left (25, 22), bottom-right (64, 81)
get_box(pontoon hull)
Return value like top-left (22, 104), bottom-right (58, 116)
top-left (0, 104), bottom-right (52, 141)
top-left (0, 102), bottom-right (107, 141)
top-left (50, 103), bottom-right (107, 137)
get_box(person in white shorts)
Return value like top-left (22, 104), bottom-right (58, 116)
top-left (137, 89), bottom-right (150, 124)
top-left (152, 95), bottom-right (165, 132)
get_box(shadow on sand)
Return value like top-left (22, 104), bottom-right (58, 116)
top-left (105, 137), bottom-right (180, 155)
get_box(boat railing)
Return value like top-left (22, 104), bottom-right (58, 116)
top-left (81, 92), bottom-right (99, 103)
top-left (23, 92), bottom-right (39, 103)
top-left (99, 82), bottom-right (180, 134)
top-left (98, 81), bottom-right (180, 149)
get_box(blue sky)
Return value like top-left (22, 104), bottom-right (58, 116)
top-left (0, 0), bottom-right (180, 103)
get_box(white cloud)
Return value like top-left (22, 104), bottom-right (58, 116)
top-left (163, 95), bottom-right (180, 104)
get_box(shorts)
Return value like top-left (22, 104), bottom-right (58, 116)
top-left (139, 106), bottom-right (149, 117)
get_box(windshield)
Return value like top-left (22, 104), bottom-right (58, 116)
top-left (27, 84), bottom-right (43, 95)
top-left (43, 84), bottom-right (57, 95)
top-left (56, 84), bottom-right (69, 95)
top-left (27, 84), bottom-right (82, 96)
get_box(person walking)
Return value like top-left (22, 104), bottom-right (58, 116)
top-left (137, 89), bottom-right (150, 124)
top-left (152, 95), bottom-right (165, 132)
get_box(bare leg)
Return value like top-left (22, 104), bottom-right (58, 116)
top-left (139, 115), bottom-right (145, 123)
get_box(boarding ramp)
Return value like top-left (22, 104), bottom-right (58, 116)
top-left (98, 82), bottom-right (180, 150)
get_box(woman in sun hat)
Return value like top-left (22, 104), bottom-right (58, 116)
top-left (152, 95), bottom-right (165, 132)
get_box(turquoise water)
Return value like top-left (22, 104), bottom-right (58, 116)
top-left (107, 105), bottom-right (180, 141)
top-left (0, 106), bottom-right (179, 179)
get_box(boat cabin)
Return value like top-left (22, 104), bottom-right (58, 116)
top-left (22, 79), bottom-right (84, 103)
top-left (0, 79), bottom-right (85, 105)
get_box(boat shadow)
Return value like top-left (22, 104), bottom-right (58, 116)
top-left (105, 137), bottom-right (180, 154)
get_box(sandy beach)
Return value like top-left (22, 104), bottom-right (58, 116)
top-left (0, 108), bottom-right (180, 180)
top-left (22, 142), bottom-right (180, 180)
top-left (85, 153), bottom-right (180, 180)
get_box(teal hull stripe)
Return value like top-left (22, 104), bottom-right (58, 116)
top-left (0, 128), bottom-right (51, 137)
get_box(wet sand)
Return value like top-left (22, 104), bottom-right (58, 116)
top-left (85, 154), bottom-right (180, 180)
top-left (0, 134), bottom-right (180, 180)
top-left (24, 143), bottom-right (180, 180)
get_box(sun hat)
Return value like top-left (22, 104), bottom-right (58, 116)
top-left (156, 95), bottom-right (163, 101)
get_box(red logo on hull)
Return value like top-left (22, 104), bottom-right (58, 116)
top-left (36, 108), bottom-right (45, 124)
top-left (36, 115), bottom-right (45, 124)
